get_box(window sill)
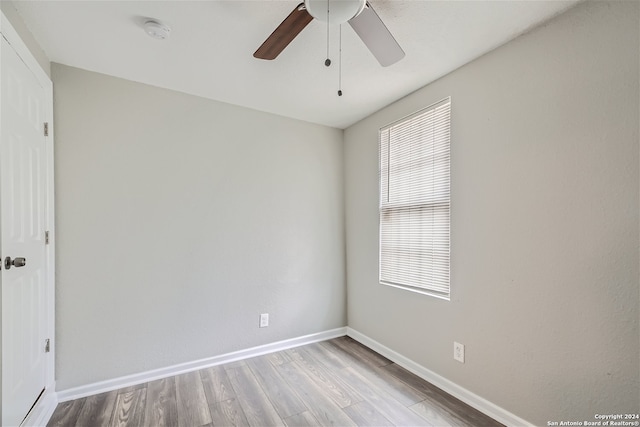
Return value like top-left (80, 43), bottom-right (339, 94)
top-left (380, 281), bottom-right (450, 301)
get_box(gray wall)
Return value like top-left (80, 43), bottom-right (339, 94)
top-left (52, 64), bottom-right (346, 390)
top-left (344, 1), bottom-right (639, 425)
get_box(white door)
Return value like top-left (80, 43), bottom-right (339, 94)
top-left (1, 36), bottom-right (48, 427)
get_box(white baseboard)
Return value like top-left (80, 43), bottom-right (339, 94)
top-left (54, 326), bottom-right (532, 426)
top-left (21, 386), bottom-right (58, 427)
top-left (346, 327), bottom-right (534, 427)
top-left (57, 327), bottom-right (347, 403)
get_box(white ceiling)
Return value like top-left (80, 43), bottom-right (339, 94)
top-left (13, 0), bottom-right (580, 129)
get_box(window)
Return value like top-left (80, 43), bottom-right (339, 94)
top-left (379, 97), bottom-right (451, 300)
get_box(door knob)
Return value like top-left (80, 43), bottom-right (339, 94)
top-left (4, 257), bottom-right (26, 270)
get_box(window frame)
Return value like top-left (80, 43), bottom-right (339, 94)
top-left (378, 97), bottom-right (451, 300)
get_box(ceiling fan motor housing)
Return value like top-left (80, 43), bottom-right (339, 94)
top-left (304, 0), bottom-right (367, 24)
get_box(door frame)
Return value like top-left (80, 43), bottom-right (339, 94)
top-left (0, 10), bottom-right (56, 426)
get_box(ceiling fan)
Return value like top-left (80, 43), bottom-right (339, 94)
top-left (254, 0), bottom-right (405, 67)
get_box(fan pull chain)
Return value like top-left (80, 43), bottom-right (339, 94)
top-left (338, 24), bottom-right (343, 96)
top-left (325, 0), bottom-right (331, 67)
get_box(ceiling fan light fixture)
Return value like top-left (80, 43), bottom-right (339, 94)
top-left (144, 20), bottom-right (171, 40)
top-left (304, 0), bottom-right (366, 25)
top-left (254, 0), bottom-right (404, 67)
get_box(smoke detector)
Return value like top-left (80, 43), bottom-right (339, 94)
top-left (144, 20), bottom-right (171, 40)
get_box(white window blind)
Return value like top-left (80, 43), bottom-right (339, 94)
top-left (379, 97), bottom-right (451, 299)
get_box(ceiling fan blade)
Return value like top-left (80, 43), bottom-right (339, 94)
top-left (254, 3), bottom-right (313, 60)
top-left (348, 2), bottom-right (405, 67)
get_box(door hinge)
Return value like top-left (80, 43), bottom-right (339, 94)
top-left (44, 122), bottom-right (49, 137)
top-left (45, 339), bottom-right (50, 353)
top-left (45, 230), bottom-right (50, 245)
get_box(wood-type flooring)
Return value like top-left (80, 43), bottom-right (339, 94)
top-left (48, 336), bottom-right (503, 427)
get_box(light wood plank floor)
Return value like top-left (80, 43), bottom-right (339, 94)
top-left (48, 336), bottom-right (503, 427)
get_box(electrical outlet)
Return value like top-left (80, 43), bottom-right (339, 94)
top-left (454, 342), bottom-right (465, 363)
top-left (259, 313), bottom-right (269, 328)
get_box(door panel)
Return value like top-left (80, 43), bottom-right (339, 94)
top-left (1, 36), bottom-right (47, 427)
